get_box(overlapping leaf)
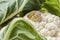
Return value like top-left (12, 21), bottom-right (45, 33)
top-left (0, 0), bottom-right (45, 26)
top-left (0, 18), bottom-right (47, 40)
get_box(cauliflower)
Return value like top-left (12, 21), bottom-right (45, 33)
top-left (24, 11), bottom-right (60, 40)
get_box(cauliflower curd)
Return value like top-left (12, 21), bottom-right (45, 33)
top-left (24, 11), bottom-right (60, 40)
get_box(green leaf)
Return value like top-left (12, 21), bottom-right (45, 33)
top-left (1, 18), bottom-right (47, 40)
top-left (0, 0), bottom-right (26, 25)
top-left (0, 26), bottom-right (8, 40)
top-left (0, 0), bottom-right (45, 26)
top-left (43, 0), bottom-right (60, 17)
top-left (19, 0), bottom-right (45, 17)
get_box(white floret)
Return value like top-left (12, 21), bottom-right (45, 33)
top-left (42, 13), bottom-right (55, 23)
top-left (36, 22), bottom-right (47, 30)
top-left (45, 23), bottom-right (58, 36)
top-left (57, 37), bottom-right (60, 40)
top-left (47, 37), bottom-right (57, 40)
top-left (46, 37), bottom-right (51, 40)
top-left (24, 11), bottom-right (60, 40)
top-left (48, 18), bottom-right (54, 23)
top-left (49, 30), bottom-right (57, 37)
top-left (40, 28), bottom-right (50, 36)
top-left (39, 22), bottom-right (46, 27)
top-left (51, 37), bottom-right (57, 40)
top-left (57, 32), bottom-right (60, 37)
top-left (45, 23), bottom-right (58, 30)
